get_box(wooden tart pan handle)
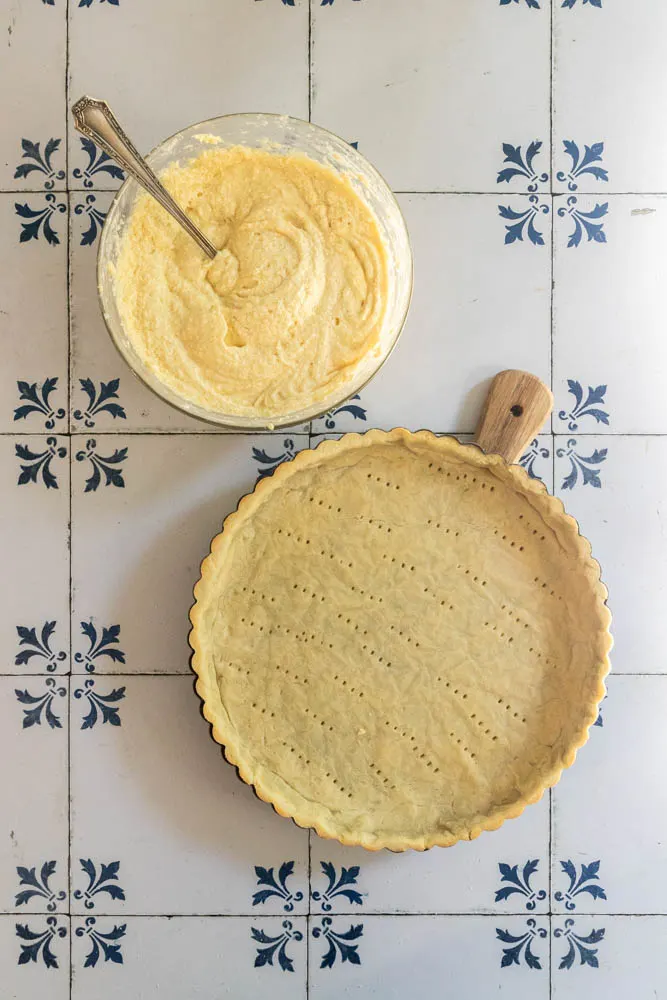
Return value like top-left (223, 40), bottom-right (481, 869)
top-left (474, 370), bottom-right (553, 465)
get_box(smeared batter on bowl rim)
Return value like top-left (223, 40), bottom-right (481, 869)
top-left (115, 146), bottom-right (389, 419)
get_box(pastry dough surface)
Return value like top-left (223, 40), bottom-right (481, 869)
top-left (191, 431), bottom-right (611, 850)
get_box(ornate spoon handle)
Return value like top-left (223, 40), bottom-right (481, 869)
top-left (72, 95), bottom-right (217, 260)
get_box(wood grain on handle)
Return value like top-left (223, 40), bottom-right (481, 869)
top-left (474, 370), bottom-right (553, 464)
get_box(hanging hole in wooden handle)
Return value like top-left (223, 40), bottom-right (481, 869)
top-left (474, 370), bottom-right (553, 464)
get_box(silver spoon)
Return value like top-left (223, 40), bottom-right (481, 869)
top-left (71, 95), bottom-right (218, 260)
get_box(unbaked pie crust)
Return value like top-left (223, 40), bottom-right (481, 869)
top-left (190, 429), bottom-right (611, 851)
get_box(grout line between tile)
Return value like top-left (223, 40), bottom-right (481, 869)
top-left (394, 190), bottom-right (667, 197)
top-left (308, 0), bottom-right (313, 125)
top-left (67, 422), bottom-right (73, 988)
top-left (552, 438), bottom-right (557, 494)
top-left (3, 430), bottom-right (665, 439)
top-left (65, 1), bottom-right (74, 993)
top-left (53, 910), bottom-right (664, 918)
top-left (548, 7), bottom-right (555, 993)
top-left (549, 912), bottom-right (553, 996)
top-left (1, 670), bottom-right (657, 678)
top-left (4, 187), bottom-right (667, 196)
top-left (549, 0), bottom-right (555, 434)
top-left (305, 428), bottom-right (312, 997)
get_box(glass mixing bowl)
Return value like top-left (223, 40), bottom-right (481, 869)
top-left (97, 113), bottom-right (413, 430)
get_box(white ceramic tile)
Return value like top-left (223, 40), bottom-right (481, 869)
top-left (70, 916), bottom-right (306, 998)
top-left (0, 914), bottom-right (69, 1000)
top-left (553, 195), bottom-right (667, 434)
top-left (68, 0), bottom-right (309, 189)
top-left (0, 3), bottom-right (66, 192)
top-left (0, 436), bottom-right (69, 675)
top-left (69, 192), bottom-right (211, 433)
top-left (552, 676), bottom-right (667, 914)
top-left (551, 917), bottom-right (667, 999)
top-left (1, 193), bottom-right (68, 434)
top-left (309, 915), bottom-right (549, 999)
top-left (313, 195), bottom-right (552, 434)
top-left (70, 676), bottom-right (308, 915)
top-left (553, 1), bottom-right (667, 193)
top-left (555, 435), bottom-right (664, 674)
top-left (312, 0), bottom-right (550, 193)
top-left (70, 433), bottom-right (307, 674)
top-left (0, 676), bottom-right (68, 915)
top-left (310, 799), bottom-right (549, 915)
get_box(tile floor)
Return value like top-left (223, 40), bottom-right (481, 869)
top-left (1, 0), bottom-right (666, 997)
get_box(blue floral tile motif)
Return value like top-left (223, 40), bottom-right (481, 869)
top-left (311, 862), bottom-right (363, 911)
top-left (558, 439), bottom-right (607, 490)
top-left (496, 919), bottom-right (547, 969)
top-left (252, 862), bottom-right (304, 912)
top-left (594, 694), bottom-right (606, 728)
top-left (76, 917), bottom-right (126, 967)
top-left (75, 195), bottom-right (107, 246)
top-left (15, 622), bottom-right (66, 671)
top-left (79, 0), bottom-right (120, 7)
top-left (559, 380), bottom-right (609, 431)
top-left (16, 438), bottom-right (67, 489)
top-left (15, 678), bottom-right (66, 729)
top-left (74, 917), bottom-right (127, 969)
top-left (558, 197), bottom-right (608, 248)
top-left (555, 860), bottom-right (607, 910)
top-left (557, 141), bottom-right (608, 191)
top-left (73, 378), bottom-right (126, 427)
top-left (499, 196), bottom-right (549, 246)
top-left (15, 195), bottom-right (66, 245)
top-left (16, 917), bottom-right (67, 969)
top-left (14, 378), bottom-right (65, 429)
top-left (494, 860), bottom-right (547, 910)
top-left (497, 141), bottom-right (548, 191)
top-left (321, 394), bottom-right (367, 430)
top-left (75, 679), bottom-right (126, 729)
top-left (313, 918), bottom-right (363, 968)
top-left (74, 859), bottom-right (126, 909)
top-left (519, 439), bottom-right (549, 480)
top-left (15, 861), bottom-right (66, 911)
top-left (253, 439), bottom-right (296, 479)
top-left (555, 920), bottom-right (605, 969)
top-left (252, 921), bottom-right (302, 972)
top-left (562, 0), bottom-right (602, 8)
top-left (500, 0), bottom-right (541, 8)
top-left (76, 439), bottom-right (127, 491)
top-left (14, 139), bottom-right (65, 189)
top-left (75, 621), bottom-right (125, 671)
top-left (73, 137), bottom-right (125, 188)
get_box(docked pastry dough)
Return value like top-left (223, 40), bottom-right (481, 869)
top-left (190, 430), bottom-right (611, 851)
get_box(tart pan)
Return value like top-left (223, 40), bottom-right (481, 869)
top-left (189, 371), bottom-right (612, 850)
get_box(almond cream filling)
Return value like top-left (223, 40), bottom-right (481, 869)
top-left (115, 146), bottom-right (389, 419)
